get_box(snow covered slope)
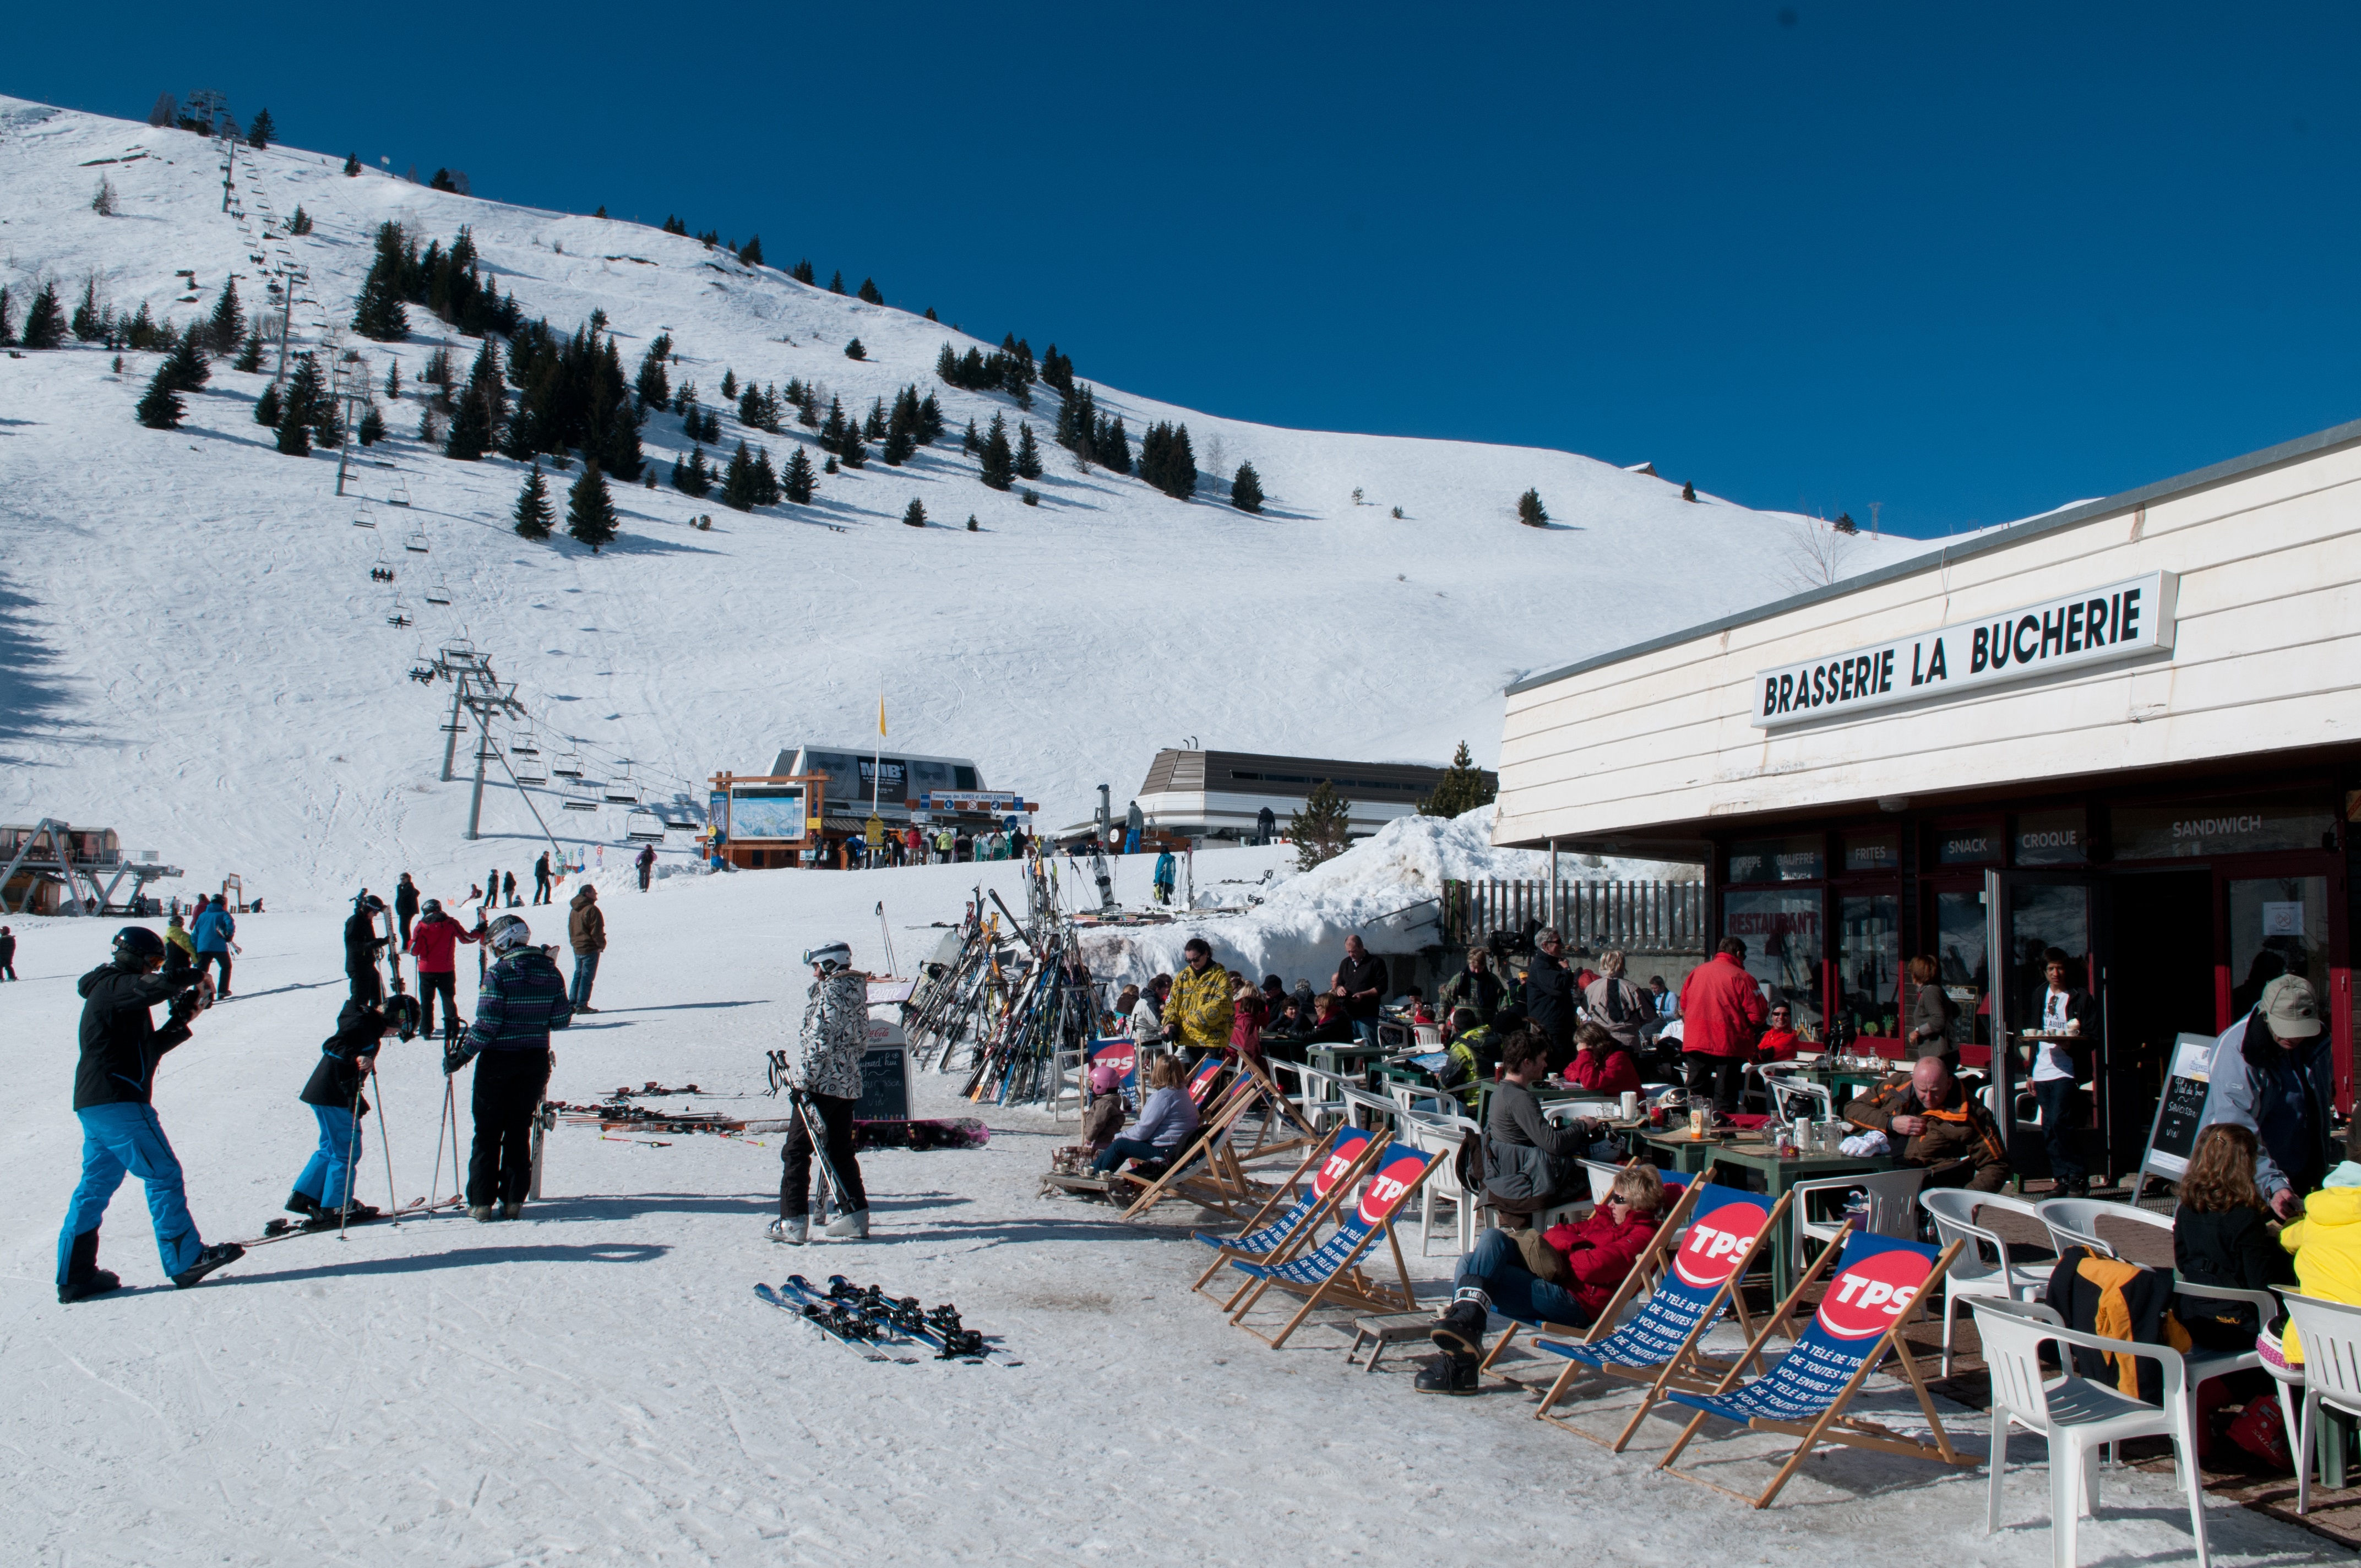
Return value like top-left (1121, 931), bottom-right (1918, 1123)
top-left (0, 95), bottom-right (1917, 904)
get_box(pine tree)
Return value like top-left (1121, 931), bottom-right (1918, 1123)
top-left (844, 337), bottom-right (866, 361)
top-left (824, 453), bottom-right (839, 474)
top-left (247, 108), bottom-right (275, 149)
top-left (793, 259), bottom-right (816, 285)
top-left (352, 224), bottom-right (410, 341)
top-left (721, 368), bottom-right (738, 401)
top-left (161, 332), bottom-right (210, 393)
top-left (71, 276), bottom-right (105, 342)
top-left (514, 463), bottom-right (555, 539)
top-left (635, 336), bottom-right (670, 409)
top-left (672, 443), bottom-right (710, 497)
top-left (235, 329), bottom-right (265, 372)
top-left (1231, 461), bottom-right (1264, 514)
top-left (358, 406), bottom-right (387, 445)
top-left (720, 440), bottom-right (757, 511)
top-left (1834, 511), bottom-right (1858, 535)
top-left (1014, 421), bottom-right (1042, 480)
top-left (254, 382), bottom-right (282, 427)
top-left (121, 300), bottom-right (157, 351)
top-left (782, 444), bottom-right (817, 504)
top-left (924, 307), bottom-right (938, 322)
top-left (738, 234), bottom-right (763, 266)
top-left (979, 412), bottom-right (1014, 491)
top-left (863, 397), bottom-right (886, 439)
top-left (819, 396), bottom-right (846, 453)
top-left (19, 282), bottom-right (65, 350)
top-left (858, 277), bottom-right (884, 304)
top-left (445, 340), bottom-right (503, 460)
top-left (699, 407), bottom-right (721, 444)
top-left (962, 417), bottom-right (980, 456)
top-left (1417, 742), bottom-right (1497, 817)
top-left (275, 400), bottom-right (313, 455)
top-left (752, 447), bottom-right (781, 506)
top-left (1682, 480), bottom-right (1697, 502)
top-left (917, 392), bottom-right (945, 443)
top-left (149, 92), bottom-right (177, 128)
top-left (1516, 488), bottom-right (1548, 527)
top-left (313, 397), bottom-right (344, 450)
top-left (902, 497), bottom-right (926, 527)
top-left (839, 415), bottom-right (867, 469)
top-left (601, 398), bottom-right (645, 480)
top-left (281, 353), bottom-right (328, 445)
top-left (966, 514), bottom-right (978, 531)
top-left (1288, 780), bottom-right (1353, 870)
top-left (384, 361), bottom-right (402, 400)
top-left (204, 279), bottom-right (243, 353)
top-left (135, 367), bottom-right (184, 429)
top-left (935, 342), bottom-right (959, 383)
top-left (566, 462), bottom-right (618, 550)
top-left (286, 206), bottom-right (313, 235)
top-left (0, 284), bottom-right (14, 346)
top-left (1039, 344), bottom-right (1074, 395)
top-left (1096, 415), bottom-right (1129, 476)
top-left (797, 383), bottom-right (820, 428)
top-left (828, 270), bottom-right (846, 294)
top-left (343, 152), bottom-right (361, 176)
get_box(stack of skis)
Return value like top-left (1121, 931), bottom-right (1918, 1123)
top-left (754, 1273), bottom-right (1015, 1363)
top-left (903, 865), bottom-right (1101, 1107)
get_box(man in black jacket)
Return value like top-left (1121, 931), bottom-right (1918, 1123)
top-left (56, 927), bottom-right (243, 1301)
top-left (1333, 934), bottom-right (1388, 1046)
top-left (1522, 928), bottom-right (1577, 1071)
top-left (285, 1000), bottom-right (396, 1226)
top-left (346, 892), bottom-right (389, 1008)
top-left (393, 873), bottom-right (421, 945)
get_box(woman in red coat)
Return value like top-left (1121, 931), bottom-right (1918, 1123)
top-left (1565, 1020), bottom-right (1644, 1096)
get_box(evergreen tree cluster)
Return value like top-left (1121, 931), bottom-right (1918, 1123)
top-left (671, 444), bottom-right (713, 497)
top-left (19, 282), bottom-right (67, 350)
top-left (718, 440), bottom-right (782, 510)
top-left (738, 236), bottom-right (763, 266)
top-left (1052, 383), bottom-right (1129, 474)
top-left (352, 222), bottom-right (522, 342)
top-left (444, 340), bottom-right (508, 460)
top-left (1231, 462), bottom-right (1264, 514)
top-left (934, 336), bottom-right (1036, 406)
top-left (816, 396), bottom-right (867, 468)
top-left (246, 108), bottom-right (275, 149)
top-left (857, 277), bottom-right (883, 304)
top-left (258, 353), bottom-right (340, 455)
top-left (498, 317), bottom-right (644, 477)
top-left (1137, 422), bottom-right (1196, 500)
top-left (660, 216), bottom-right (689, 236)
top-left (136, 331), bottom-right (210, 428)
top-left (1416, 742), bottom-right (1495, 818)
top-left (1037, 344), bottom-right (1074, 396)
top-left (739, 380), bottom-right (791, 434)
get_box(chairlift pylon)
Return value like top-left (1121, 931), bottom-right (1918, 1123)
top-left (625, 809), bottom-right (665, 843)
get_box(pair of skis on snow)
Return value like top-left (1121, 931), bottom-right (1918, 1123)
top-left (754, 1274), bottom-right (1016, 1365)
top-left (236, 1194), bottom-right (470, 1250)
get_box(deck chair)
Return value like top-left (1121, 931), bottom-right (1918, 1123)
top-left (1226, 1141), bottom-right (1445, 1349)
top-left (1479, 1176), bottom-right (1709, 1383)
top-left (1529, 1187), bottom-right (1813, 1450)
top-left (1656, 1232), bottom-right (1970, 1509)
top-left (1119, 1074), bottom-right (1278, 1220)
top-left (1190, 1125), bottom-right (1383, 1302)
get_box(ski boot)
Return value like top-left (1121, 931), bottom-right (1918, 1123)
top-left (1413, 1352), bottom-right (1481, 1395)
top-left (499, 1200), bottom-right (525, 1221)
top-left (766, 1216), bottom-right (809, 1245)
top-left (824, 1210), bottom-right (869, 1240)
top-left (1430, 1296), bottom-right (1489, 1358)
top-left (284, 1190), bottom-right (322, 1218)
top-left (171, 1242), bottom-right (245, 1289)
top-left (469, 1205), bottom-right (497, 1222)
top-left (58, 1232), bottom-right (123, 1304)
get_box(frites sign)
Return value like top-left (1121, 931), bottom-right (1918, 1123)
top-left (1750, 572), bottom-right (2175, 729)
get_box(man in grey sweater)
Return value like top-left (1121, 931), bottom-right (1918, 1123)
top-left (1483, 1028), bottom-right (1597, 1224)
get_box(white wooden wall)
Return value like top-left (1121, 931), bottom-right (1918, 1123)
top-left (1495, 439), bottom-right (2361, 847)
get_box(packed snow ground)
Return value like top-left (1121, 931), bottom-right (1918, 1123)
top-left (0, 94), bottom-right (1921, 911)
top-left (2, 857), bottom-right (2338, 1566)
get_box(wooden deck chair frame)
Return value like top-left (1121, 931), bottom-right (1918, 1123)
top-left (1190, 1128), bottom-right (1386, 1301)
top-left (1227, 1146), bottom-right (1446, 1351)
top-left (1475, 1177), bottom-right (1712, 1381)
top-left (1119, 1075), bottom-right (1274, 1220)
top-left (1537, 1204), bottom-right (1826, 1453)
top-left (1655, 1238), bottom-right (1969, 1510)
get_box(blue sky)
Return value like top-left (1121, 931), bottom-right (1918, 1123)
top-left (10, 3), bottom-right (2358, 535)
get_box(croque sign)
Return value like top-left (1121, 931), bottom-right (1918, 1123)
top-left (1750, 571), bottom-right (2175, 729)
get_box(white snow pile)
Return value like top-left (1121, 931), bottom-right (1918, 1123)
top-left (1078, 804), bottom-right (1694, 985)
top-left (0, 93), bottom-right (1926, 910)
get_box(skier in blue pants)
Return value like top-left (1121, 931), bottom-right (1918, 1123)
top-left (57, 927), bottom-right (243, 1302)
top-left (285, 999), bottom-right (399, 1225)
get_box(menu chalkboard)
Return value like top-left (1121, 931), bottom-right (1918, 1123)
top-left (2139, 1028), bottom-right (2233, 1184)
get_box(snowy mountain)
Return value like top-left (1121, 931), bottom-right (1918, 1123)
top-left (0, 95), bottom-right (1918, 904)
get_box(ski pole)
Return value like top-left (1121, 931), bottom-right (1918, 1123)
top-left (428, 1073), bottom-right (451, 1210)
top-left (375, 1070), bottom-right (401, 1227)
top-left (338, 1074), bottom-right (367, 1241)
top-left (791, 1090), bottom-right (846, 1221)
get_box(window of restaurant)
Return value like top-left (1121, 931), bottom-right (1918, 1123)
top-left (1723, 887), bottom-right (1825, 1034)
top-left (2227, 874), bottom-right (2331, 1016)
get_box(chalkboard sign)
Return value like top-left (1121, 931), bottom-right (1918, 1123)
top-left (855, 1045), bottom-right (910, 1121)
top-left (2139, 1028), bottom-right (2232, 1184)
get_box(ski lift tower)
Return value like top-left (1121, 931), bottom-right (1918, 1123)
top-left (419, 638), bottom-right (527, 839)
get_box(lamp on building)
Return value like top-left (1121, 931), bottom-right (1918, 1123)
top-left (1877, 796), bottom-right (1909, 814)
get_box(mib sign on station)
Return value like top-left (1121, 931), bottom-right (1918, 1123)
top-left (1752, 573), bottom-right (2175, 728)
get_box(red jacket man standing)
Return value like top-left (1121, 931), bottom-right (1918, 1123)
top-left (1677, 937), bottom-right (1769, 1119)
top-left (404, 899), bottom-right (480, 1043)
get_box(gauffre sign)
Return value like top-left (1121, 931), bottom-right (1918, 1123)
top-left (1751, 571), bottom-right (2175, 729)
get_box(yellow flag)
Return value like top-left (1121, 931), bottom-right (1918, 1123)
top-left (878, 693), bottom-right (887, 737)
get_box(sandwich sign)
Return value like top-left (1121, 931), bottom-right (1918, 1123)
top-left (1751, 571), bottom-right (2174, 729)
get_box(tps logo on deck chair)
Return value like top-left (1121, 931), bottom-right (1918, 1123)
top-left (1225, 1141), bottom-right (1443, 1349)
top-left (1673, 1196), bottom-right (1770, 1289)
top-left (1190, 1126), bottom-right (1380, 1302)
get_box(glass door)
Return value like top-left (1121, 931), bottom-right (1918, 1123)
top-left (1983, 870), bottom-right (2097, 1169)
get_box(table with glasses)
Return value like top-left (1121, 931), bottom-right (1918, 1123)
top-left (1638, 1129), bottom-right (1897, 1298)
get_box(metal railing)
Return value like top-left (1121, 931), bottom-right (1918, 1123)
top-left (1441, 878), bottom-right (1707, 953)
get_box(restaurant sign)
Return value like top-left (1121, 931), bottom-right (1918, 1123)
top-left (1751, 572), bottom-right (2175, 729)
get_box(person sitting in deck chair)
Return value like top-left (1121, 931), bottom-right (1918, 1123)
top-left (1417, 1161), bottom-right (1670, 1394)
top-left (1090, 1054), bottom-right (1200, 1176)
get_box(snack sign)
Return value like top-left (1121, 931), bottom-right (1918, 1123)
top-left (1751, 572), bottom-right (2174, 729)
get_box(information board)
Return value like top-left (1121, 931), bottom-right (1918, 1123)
top-left (2139, 1026), bottom-right (2233, 1184)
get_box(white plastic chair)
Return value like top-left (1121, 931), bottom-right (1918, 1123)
top-left (1920, 1188), bottom-right (2052, 1376)
top-left (1762, 1073), bottom-right (1834, 1123)
top-left (1339, 1085), bottom-right (1403, 1135)
top-left (1404, 1113), bottom-right (1480, 1257)
top-left (1973, 1296), bottom-right (2210, 1568)
top-left (1389, 1082), bottom-right (1450, 1120)
top-left (1791, 1167), bottom-right (1926, 1275)
top-left (2038, 1196), bottom-right (2172, 1264)
top-left (2283, 1293), bottom-right (2361, 1516)
top-left (1282, 1062), bottom-right (1350, 1129)
top-left (1411, 1022), bottom-right (1443, 1047)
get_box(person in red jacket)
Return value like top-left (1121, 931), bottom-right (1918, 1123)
top-left (1678, 937), bottom-right (1770, 1121)
top-left (1756, 1003), bottom-right (1803, 1062)
top-left (404, 898), bottom-right (480, 1043)
top-left (1418, 1161), bottom-right (1669, 1392)
top-left (1565, 1020), bottom-right (1644, 1096)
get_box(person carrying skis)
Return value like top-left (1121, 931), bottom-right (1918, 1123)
top-left (636, 842), bottom-right (656, 891)
top-left (345, 892), bottom-right (389, 1007)
top-left (192, 894), bottom-right (237, 997)
top-left (394, 872), bottom-right (421, 944)
top-left (57, 927), bottom-right (243, 1301)
top-left (769, 941), bottom-right (872, 1244)
top-left (405, 896), bottom-right (478, 1041)
top-left (532, 850), bottom-right (554, 905)
top-left (285, 999), bottom-right (396, 1226)
top-left (444, 914), bottom-right (572, 1220)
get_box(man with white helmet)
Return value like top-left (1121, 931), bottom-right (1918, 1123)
top-left (769, 941), bottom-right (872, 1244)
top-left (445, 913), bottom-right (572, 1221)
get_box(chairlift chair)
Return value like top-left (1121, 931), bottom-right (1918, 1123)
top-left (404, 527), bottom-right (429, 554)
top-left (369, 550), bottom-right (395, 584)
top-left (514, 753), bottom-right (548, 786)
top-left (386, 598), bottom-right (413, 628)
top-left (424, 578), bottom-right (451, 606)
top-left (562, 780), bottom-right (601, 813)
top-left (352, 502), bottom-right (376, 529)
top-left (603, 768), bottom-right (643, 807)
top-left (389, 478), bottom-right (412, 507)
top-left (626, 809), bottom-right (665, 843)
top-left (551, 747), bottom-right (585, 780)
top-left (510, 727), bottom-right (540, 757)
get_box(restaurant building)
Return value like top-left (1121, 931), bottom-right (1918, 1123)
top-left (1493, 418), bottom-right (2360, 1181)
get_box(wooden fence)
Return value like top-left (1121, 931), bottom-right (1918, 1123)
top-left (1441, 879), bottom-right (1708, 953)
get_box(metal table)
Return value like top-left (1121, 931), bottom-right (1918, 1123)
top-left (1639, 1131), bottom-right (1896, 1298)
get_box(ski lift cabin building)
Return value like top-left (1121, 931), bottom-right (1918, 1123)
top-left (1491, 416), bottom-right (2361, 1185)
top-left (1128, 749), bottom-right (1495, 844)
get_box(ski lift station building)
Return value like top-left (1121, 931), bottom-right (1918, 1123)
top-left (768, 747), bottom-right (988, 827)
top-left (1127, 749), bottom-right (1495, 843)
